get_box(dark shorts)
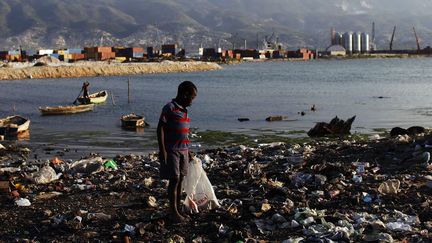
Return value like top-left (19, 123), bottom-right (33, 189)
top-left (160, 150), bottom-right (189, 179)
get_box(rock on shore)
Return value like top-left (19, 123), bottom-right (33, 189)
top-left (0, 61), bottom-right (222, 80)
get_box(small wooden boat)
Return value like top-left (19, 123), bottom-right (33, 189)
top-left (0, 115), bottom-right (30, 136)
top-left (121, 113), bottom-right (148, 128)
top-left (39, 104), bottom-right (95, 115)
top-left (77, 90), bottom-right (108, 104)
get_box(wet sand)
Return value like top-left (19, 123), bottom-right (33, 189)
top-left (0, 61), bottom-right (222, 80)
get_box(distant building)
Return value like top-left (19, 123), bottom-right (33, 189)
top-left (326, 45), bottom-right (346, 56)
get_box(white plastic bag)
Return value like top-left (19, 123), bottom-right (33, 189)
top-left (32, 165), bottom-right (62, 184)
top-left (69, 157), bottom-right (104, 175)
top-left (183, 156), bottom-right (220, 213)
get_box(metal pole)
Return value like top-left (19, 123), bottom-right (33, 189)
top-left (111, 90), bottom-right (116, 106)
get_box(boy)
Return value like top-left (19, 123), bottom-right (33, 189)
top-left (157, 81), bottom-right (197, 223)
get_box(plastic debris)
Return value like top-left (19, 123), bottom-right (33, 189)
top-left (377, 179), bottom-right (400, 194)
top-left (182, 156), bottom-right (221, 212)
top-left (32, 165), bottom-right (62, 184)
top-left (69, 157), bottom-right (104, 174)
top-left (15, 198), bottom-right (31, 207)
top-left (87, 212), bottom-right (112, 221)
top-left (104, 160), bottom-right (118, 170)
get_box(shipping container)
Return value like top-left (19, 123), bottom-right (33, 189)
top-left (63, 54), bottom-right (73, 59)
top-left (162, 44), bottom-right (177, 55)
top-left (96, 47), bottom-right (112, 53)
top-left (0, 51), bottom-right (8, 59)
top-left (203, 48), bottom-right (216, 58)
top-left (50, 53), bottom-right (60, 59)
top-left (95, 52), bottom-right (116, 60)
top-left (71, 53), bottom-right (85, 60)
top-left (147, 47), bottom-right (154, 57)
top-left (55, 49), bottom-right (68, 55)
top-left (133, 52), bottom-right (144, 58)
top-left (38, 49), bottom-right (54, 55)
top-left (8, 50), bottom-right (20, 55)
top-left (115, 57), bottom-right (127, 61)
top-left (24, 50), bottom-right (37, 56)
top-left (68, 48), bottom-right (83, 54)
top-left (5, 54), bottom-right (21, 61)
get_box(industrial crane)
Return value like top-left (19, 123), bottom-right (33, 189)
top-left (389, 26), bottom-right (396, 51)
top-left (413, 27), bottom-right (421, 52)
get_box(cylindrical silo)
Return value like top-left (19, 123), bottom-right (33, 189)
top-left (343, 32), bottom-right (353, 53)
top-left (361, 33), bottom-right (370, 53)
top-left (335, 32), bottom-right (343, 46)
top-left (353, 32), bottom-right (361, 53)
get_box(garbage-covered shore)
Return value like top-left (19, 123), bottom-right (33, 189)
top-left (0, 61), bottom-right (222, 80)
top-left (1, 132), bottom-right (432, 242)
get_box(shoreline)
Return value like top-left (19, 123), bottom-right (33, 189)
top-left (0, 61), bottom-right (222, 80)
top-left (0, 133), bottom-right (431, 241)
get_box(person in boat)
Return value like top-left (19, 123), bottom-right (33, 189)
top-left (81, 81), bottom-right (90, 103)
top-left (157, 81), bottom-right (197, 223)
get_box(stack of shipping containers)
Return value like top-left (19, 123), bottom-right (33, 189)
top-left (0, 50), bottom-right (22, 61)
top-left (114, 47), bottom-right (145, 61)
top-left (84, 47), bottom-right (115, 61)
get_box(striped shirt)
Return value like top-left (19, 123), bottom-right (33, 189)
top-left (159, 100), bottom-right (190, 151)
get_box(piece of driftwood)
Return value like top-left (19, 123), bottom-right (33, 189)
top-left (307, 116), bottom-right (356, 137)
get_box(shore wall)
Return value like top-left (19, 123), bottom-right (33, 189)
top-left (0, 61), bottom-right (222, 80)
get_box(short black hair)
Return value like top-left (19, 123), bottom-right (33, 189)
top-left (178, 81), bottom-right (197, 95)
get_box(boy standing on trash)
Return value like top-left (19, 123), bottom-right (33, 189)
top-left (157, 81), bottom-right (197, 223)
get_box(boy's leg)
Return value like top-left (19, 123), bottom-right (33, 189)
top-left (177, 175), bottom-right (185, 214)
top-left (168, 177), bottom-right (184, 222)
top-left (177, 151), bottom-right (189, 216)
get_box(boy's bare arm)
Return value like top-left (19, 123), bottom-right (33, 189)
top-left (157, 120), bottom-right (167, 163)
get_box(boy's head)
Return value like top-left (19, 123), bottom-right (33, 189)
top-left (177, 81), bottom-right (197, 107)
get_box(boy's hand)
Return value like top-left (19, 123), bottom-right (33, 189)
top-left (159, 151), bottom-right (167, 164)
top-left (188, 151), bottom-right (195, 160)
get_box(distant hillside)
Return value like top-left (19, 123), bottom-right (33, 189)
top-left (1, 0), bottom-right (432, 52)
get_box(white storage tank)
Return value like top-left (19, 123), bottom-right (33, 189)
top-left (343, 32), bottom-right (353, 53)
top-left (353, 32), bottom-right (361, 53)
top-left (361, 33), bottom-right (370, 53)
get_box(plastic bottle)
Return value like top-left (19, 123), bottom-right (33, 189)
top-left (104, 160), bottom-right (118, 169)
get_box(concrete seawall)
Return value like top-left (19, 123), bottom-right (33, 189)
top-left (0, 61), bottom-right (222, 80)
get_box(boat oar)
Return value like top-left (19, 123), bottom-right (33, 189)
top-left (73, 89), bottom-right (83, 105)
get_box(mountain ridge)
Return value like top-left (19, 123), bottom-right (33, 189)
top-left (1, 0), bottom-right (431, 52)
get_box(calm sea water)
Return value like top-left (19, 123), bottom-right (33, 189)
top-left (2, 58), bottom-right (432, 158)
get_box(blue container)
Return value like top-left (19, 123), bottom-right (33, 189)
top-left (68, 49), bottom-right (83, 54)
top-left (25, 50), bottom-right (37, 56)
top-left (8, 50), bottom-right (20, 55)
top-left (50, 53), bottom-right (60, 58)
top-left (133, 52), bottom-right (144, 57)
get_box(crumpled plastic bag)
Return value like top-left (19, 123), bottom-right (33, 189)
top-left (32, 165), bottom-right (62, 184)
top-left (69, 157), bottom-right (104, 175)
top-left (182, 156), bottom-right (220, 213)
top-left (378, 179), bottom-right (400, 194)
